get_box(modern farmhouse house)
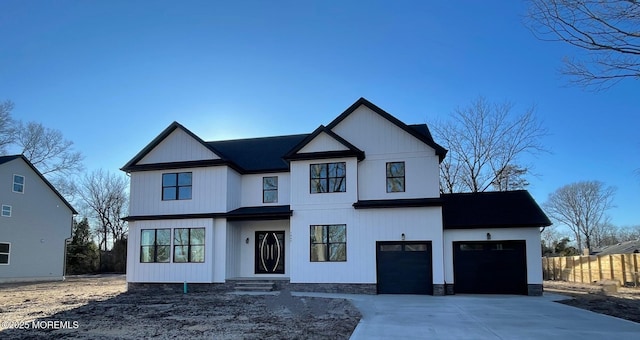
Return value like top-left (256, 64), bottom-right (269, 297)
top-left (0, 155), bottom-right (77, 283)
top-left (122, 98), bottom-right (551, 295)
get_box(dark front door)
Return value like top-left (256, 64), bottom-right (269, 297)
top-left (255, 231), bottom-right (285, 274)
top-left (453, 240), bottom-right (528, 294)
top-left (376, 241), bottom-right (433, 294)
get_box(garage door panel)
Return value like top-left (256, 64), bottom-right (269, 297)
top-left (453, 241), bottom-right (527, 295)
top-left (377, 241), bottom-right (433, 295)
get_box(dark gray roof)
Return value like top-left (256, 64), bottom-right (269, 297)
top-left (595, 240), bottom-right (640, 255)
top-left (442, 190), bottom-right (551, 229)
top-left (0, 155), bottom-right (22, 165)
top-left (209, 134), bottom-right (308, 173)
top-left (0, 154), bottom-right (78, 214)
top-left (121, 98), bottom-right (447, 173)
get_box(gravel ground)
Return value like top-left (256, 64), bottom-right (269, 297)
top-left (544, 280), bottom-right (640, 323)
top-left (0, 275), bottom-right (360, 339)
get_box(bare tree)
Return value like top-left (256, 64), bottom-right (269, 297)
top-left (544, 180), bottom-right (616, 251)
top-left (491, 164), bottom-right (530, 191)
top-left (433, 97), bottom-right (548, 193)
top-left (0, 100), bottom-right (15, 153)
top-left (79, 169), bottom-right (129, 253)
top-left (13, 121), bottom-right (84, 176)
top-left (526, 0), bottom-right (640, 89)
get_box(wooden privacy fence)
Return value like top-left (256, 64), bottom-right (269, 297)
top-left (542, 254), bottom-right (640, 286)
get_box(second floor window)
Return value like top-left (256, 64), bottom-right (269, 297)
top-left (263, 176), bottom-right (278, 203)
top-left (310, 162), bottom-right (346, 193)
top-left (386, 162), bottom-right (405, 192)
top-left (162, 172), bottom-right (192, 200)
top-left (13, 175), bottom-right (24, 193)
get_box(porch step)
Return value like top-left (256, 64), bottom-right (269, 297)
top-left (234, 281), bottom-right (276, 292)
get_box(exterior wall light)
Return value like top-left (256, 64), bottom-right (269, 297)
top-left (486, 233), bottom-right (491, 240)
top-left (401, 233), bottom-right (406, 241)
top-left (245, 237), bottom-right (250, 244)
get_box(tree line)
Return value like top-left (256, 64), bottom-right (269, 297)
top-left (1, 100), bottom-right (128, 274)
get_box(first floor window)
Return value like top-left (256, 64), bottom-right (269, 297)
top-left (0, 243), bottom-right (10, 264)
top-left (174, 228), bottom-right (205, 263)
top-left (263, 176), bottom-right (278, 203)
top-left (140, 229), bottom-right (171, 263)
top-left (13, 174), bottom-right (24, 193)
top-left (162, 172), bottom-right (192, 200)
top-left (310, 162), bottom-right (346, 193)
top-left (1, 205), bottom-right (11, 217)
top-left (310, 224), bottom-right (346, 262)
top-left (386, 161), bottom-right (405, 192)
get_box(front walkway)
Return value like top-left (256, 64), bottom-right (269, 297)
top-left (292, 292), bottom-right (640, 339)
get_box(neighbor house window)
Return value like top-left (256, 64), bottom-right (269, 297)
top-left (386, 162), bottom-right (405, 192)
top-left (13, 175), bottom-right (24, 193)
top-left (310, 224), bottom-right (346, 262)
top-left (0, 243), bottom-right (10, 265)
top-left (173, 228), bottom-right (205, 263)
top-left (263, 176), bottom-right (278, 203)
top-left (140, 229), bottom-right (171, 263)
top-left (310, 162), bottom-right (346, 193)
top-left (162, 172), bottom-right (192, 200)
top-left (1, 205), bottom-right (11, 217)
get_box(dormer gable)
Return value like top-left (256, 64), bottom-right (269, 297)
top-left (121, 122), bottom-right (225, 172)
top-left (327, 98), bottom-right (447, 161)
top-left (284, 125), bottom-right (365, 161)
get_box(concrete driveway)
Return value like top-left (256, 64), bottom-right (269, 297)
top-left (293, 292), bottom-right (640, 339)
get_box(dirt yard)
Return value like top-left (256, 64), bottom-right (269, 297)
top-left (0, 275), bottom-right (360, 339)
top-left (544, 280), bottom-right (640, 323)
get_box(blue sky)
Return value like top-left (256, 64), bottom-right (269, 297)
top-left (1, 1), bottom-right (638, 227)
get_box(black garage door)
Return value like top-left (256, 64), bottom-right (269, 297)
top-left (376, 241), bottom-right (432, 295)
top-left (453, 240), bottom-right (527, 295)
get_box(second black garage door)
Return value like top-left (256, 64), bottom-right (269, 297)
top-left (376, 241), bottom-right (433, 295)
top-left (453, 240), bottom-right (527, 295)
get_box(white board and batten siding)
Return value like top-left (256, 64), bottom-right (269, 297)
top-left (127, 218), bottom-right (227, 283)
top-left (289, 157), bottom-right (358, 209)
top-left (289, 207), bottom-right (444, 285)
top-left (226, 220), bottom-right (290, 278)
top-left (129, 166), bottom-right (231, 216)
top-left (331, 105), bottom-right (438, 157)
top-left (357, 153), bottom-right (440, 201)
top-left (443, 228), bottom-right (543, 285)
top-left (240, 173), bottom-right (291, 207)
top-left (298, 132), bottom-right (349, 153)
top-left (138, 128), bottom-right (220, 165)
top-left (330, 105), bottom-right (441, 200)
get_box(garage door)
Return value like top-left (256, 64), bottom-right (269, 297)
top-left (453, 240), bottom-right (527, 295)
top-left (376, 241), bottom-right (432, 295)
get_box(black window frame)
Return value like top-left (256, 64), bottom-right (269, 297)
top-left (310, 224), bottom-right (347, 262)
top-left (310, 162), bottom-right (346, 194)
top-left (13, 174), bottom-right (24, 193)
top-left (263, 176), bottom-right (278, 203)
top-left (140, 229), bottom-right (171, 263)
top-left (173, 228), bottom-right (205, 263)
top-left (386, 161), bottom-right (405, 193)
top-left (1, 205), bottom-right (10, 217)
top-left (0, 242), bottom-right (10, 265)
top-left (162, 172), bottom-right (192, 201)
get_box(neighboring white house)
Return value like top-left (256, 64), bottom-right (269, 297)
top-left (122, 98), bottom-right (551, 295)
top-left (0, 155), bottom-right (77, 283)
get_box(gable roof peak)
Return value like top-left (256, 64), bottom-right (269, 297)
top-left (0, 154), bottom-right (77, 214)
top-left (120, 121), bottom-right (224, 172)
top-left (327, 98), bottom-right (447, 161)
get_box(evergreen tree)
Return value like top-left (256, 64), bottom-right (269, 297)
top-left (66, 217), bottom-right (99, 274)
